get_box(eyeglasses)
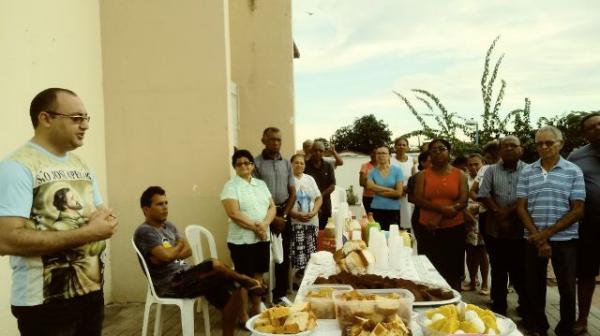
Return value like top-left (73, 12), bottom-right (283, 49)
top-left (429, 146), bottom-right (448, 154)
top-left (535, 140), bottom-right (557, 148)
top-left (47, 111), bottom-right (91, 124)
top-left (235, 161), bottom-right (253, 167)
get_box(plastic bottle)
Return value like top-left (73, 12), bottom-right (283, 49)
top-left (365, 212), bottom-right (381, 244)
top-left (399, 229), bottom-right (412, 248)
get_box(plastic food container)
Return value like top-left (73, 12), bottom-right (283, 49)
top-left (303, 284), bottom-right (353, 319)
top-left (332, 288), bottom-right (415, 330)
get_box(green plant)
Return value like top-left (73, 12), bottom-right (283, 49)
top-left (331, 114), bottom-right (393, 154)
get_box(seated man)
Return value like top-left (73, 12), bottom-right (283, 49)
top-left (133, 186), bottom-right (266, 335)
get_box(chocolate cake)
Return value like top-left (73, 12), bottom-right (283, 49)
top-left (314, 271), bottom-right (454, 302)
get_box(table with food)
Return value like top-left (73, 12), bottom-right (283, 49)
top-left (248, 210), bottom-right (523, 336)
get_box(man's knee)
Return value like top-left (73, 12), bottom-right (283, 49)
top-left (210, 259), bottom-right (228, 273)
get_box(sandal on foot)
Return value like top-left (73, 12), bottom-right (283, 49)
top-left (461, 282), bottom-right (476, 291)
top-left (478, 288), bottom-right (490, 295)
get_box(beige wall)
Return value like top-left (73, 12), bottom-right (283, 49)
top-left (100, 0), bottom-right (234, 302)
top-left (0, 0), bottom-right (107, 333)
top-left (229, 0), bottom-right (296, 156)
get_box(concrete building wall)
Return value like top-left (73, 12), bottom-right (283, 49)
top-left (100, 0), bottom-right (233, 301)
top-left (229, 0), bottom-right (296, 156)
top-left (0, 1), bottom-right (107, 333)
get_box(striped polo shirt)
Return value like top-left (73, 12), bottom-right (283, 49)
top-left (477, 160), bottom-right (526, 239)
top-left (516, 157), bottom-right (586, 241)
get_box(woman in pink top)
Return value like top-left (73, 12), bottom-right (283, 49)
top-left (413, 138), bottom-right (468, 290)
top-left (358, 147), bottom-right (376, 213)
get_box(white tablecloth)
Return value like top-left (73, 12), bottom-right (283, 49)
top-left (295, 254), bottom-right (451, 302)
top-left (252, 253), bottom-right (522, 336)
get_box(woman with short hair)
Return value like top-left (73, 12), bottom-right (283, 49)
top-left (221, 149), bottom-right (276, 322)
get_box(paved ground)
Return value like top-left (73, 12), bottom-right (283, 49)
top-left (103, 284), bottom-right (600, 335)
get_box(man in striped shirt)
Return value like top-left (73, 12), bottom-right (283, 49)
top-left (477, 135), bottom-right (529, 320)
top-left (516, 126), bottom-right (586, 336)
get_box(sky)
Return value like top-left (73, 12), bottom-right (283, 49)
top-left (291, 0), bottom-right (600, 148)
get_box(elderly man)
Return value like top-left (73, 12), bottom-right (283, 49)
top-left (0, 88), bottom-right (118, 335)
top-left (305, 140), bottom-right (336, 230)
top-left (477, 136), bottom-right (529, 319)
top-left (567, 112), bottom-right (600, 335)
top-left (253, 127), bottom-right (295, 303)
top-left (517, 126), bottom-right (585, 336)
top-left (302, 138), bottom-right (343, 167)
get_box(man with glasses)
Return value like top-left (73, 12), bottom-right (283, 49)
top-left (253, 127), bottom-right (295, 304)
top-left (0, 88), bottom-right (118, 335)
top-left (516, 126), bottom-right (585, 336)
top-left (477, 136), bottom-right (529, 322)
top-left (567, 112), bottom-right (600, 335)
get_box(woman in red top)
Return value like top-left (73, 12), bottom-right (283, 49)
top-left (413, 139), bottom-right (468, 290)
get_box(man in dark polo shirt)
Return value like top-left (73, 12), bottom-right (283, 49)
top-left (253, 127), bottom-right (295, 303)
top-left (305, 141), bottom-right (336, 230)
top-left (568, 112), bottom-right (600, 335)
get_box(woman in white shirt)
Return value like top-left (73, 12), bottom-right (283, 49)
top-left (390, 137), bottom-right (416, 230)
top-left (288, 154), bottom-right (322, 272)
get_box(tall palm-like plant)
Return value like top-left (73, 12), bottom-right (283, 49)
top-left (480, 35), bottom-right (507, 142)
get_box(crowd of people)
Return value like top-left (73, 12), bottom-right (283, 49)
top-left (0, 88), bottom-right (598, 336)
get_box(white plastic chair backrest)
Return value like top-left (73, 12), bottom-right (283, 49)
top-left (131, 237), bottom-right (161, 298)
top-left (185, 225), bottom-right (218, 264)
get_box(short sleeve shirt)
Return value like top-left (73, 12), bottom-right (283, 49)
top-left (516, 157), bottom-right (586, 241)
top-left (568, 144), bottom-right (600, 226)
top-left (360, 162), bottom-right (375, 197)
top-left (134, 221), bottom-right (187, 295)
top-left (368, 165), bottom-right (403, 210)
top-left (221, 175), bottom-right (272, 244)
top-left (0, 142), bottom-right (105, 306)
top-left (477, 161), bottom-right (526, 239)
top-left (291, 174), bottom-right (321, 227)
top-left (253, 151), bottom-right (294, 205)
top-left (305, 159), bottom-right (336, 198)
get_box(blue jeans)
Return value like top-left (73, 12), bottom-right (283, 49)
top-left (524, 239), bottom-right (577, 335)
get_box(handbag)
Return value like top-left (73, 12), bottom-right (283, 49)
top-left (271, 232), bottom-right (284, 264)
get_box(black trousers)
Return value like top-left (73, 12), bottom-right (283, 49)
top-left (273, 207), bottom-right (291, 299)
top-left (524, 240), bottom-right (577, 335)
top-left (485, 236), bottom-right (529, 316)
top-left (12, 291), bottom-right (104, 336)
top-left (415, 223), bottom-right (466, 291)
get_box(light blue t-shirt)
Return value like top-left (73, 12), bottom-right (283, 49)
top-left (368, 165), bottom-right (404, 210)
top-left (0, 142), bottom-right (104, 306)
top-left (0, 143), bottom-right (103, 217)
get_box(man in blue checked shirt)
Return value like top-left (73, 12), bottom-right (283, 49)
top-left (516, 125), bottom-right (586, 336)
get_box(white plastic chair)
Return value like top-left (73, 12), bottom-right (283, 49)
top-left (184, 225), bottom-right (217, 336)
top-left (131, 238), bottom-right (196, 336)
